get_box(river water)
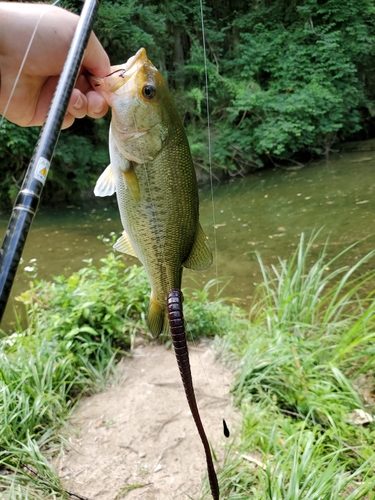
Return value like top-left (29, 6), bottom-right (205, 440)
top-left (1, 149), bottom-right (375, 332)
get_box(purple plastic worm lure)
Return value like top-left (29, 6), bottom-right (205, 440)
top-left (167, 288), bottom-right (219, 500)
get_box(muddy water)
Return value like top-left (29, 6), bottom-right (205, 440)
top-left (1, 150), bottom-right (375, 332)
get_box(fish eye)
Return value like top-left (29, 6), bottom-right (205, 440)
top-left (142, 85), bottom-right (156, 100)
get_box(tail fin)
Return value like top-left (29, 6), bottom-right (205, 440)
top-left (147, 295), bottom-right (170, 337)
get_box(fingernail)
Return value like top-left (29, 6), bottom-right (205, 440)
top-left (73, 94), bottom-right (83, 110)
top-left (94, 101), bottom-right (104, 114)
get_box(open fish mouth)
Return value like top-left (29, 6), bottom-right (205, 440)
top-left (88, 48), bottom-right (151, 93)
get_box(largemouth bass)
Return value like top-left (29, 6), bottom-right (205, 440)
top-left (89, 48), bottom-right (212, 335)
top-left (90, 48), bottom-right (220, 500)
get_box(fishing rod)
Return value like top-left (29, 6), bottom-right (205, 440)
top-left (0, 0), bottom-right (100, 323)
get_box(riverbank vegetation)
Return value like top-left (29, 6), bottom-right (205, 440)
top-left (215, 234), bottom-right (375, 499)
top-left (1, 0), bottom-right (375, 206)
top-left (1, 234), bottom-right (375, 498)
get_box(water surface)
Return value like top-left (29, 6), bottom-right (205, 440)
top-left (1, 150), bottom-right (374, 331)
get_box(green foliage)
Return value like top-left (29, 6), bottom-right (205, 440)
top-left (0, 120), bottom-right (39, 206)
top-left (94, 1), bottom-right (168, 65)
top-left (183, 279), bottom-right (247, 340)
top-left (47, 128), bottom-right (109, 200)
top-left (167, 0), bottom-right (375, 172)
top-left (17, 254), bottom-right (150, 357)
top-left (216, 233), bottom-right (375, 499)
top-left (1, 254), bottom-right (152, 450)
top-left (217, 412), bottom-right (375, 500)
top-left (0, 118), bottom-right (109, 208)
top-left (0, 256), bottom-right (146, 497)
top-left (223, 2), bottom-right (372, 160)
top-left (1, 0), bottom-right (375, 203)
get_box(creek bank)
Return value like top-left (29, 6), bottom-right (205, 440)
top-left (56, 343), bottom-right (237, 500)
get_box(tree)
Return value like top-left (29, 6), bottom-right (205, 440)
top-left (1, 0), bottom-right (375, 206)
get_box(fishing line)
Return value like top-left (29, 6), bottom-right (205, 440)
top-left (0, 0), bottom-right (61, 131)
top-left (199, 0), bottom-right (219, 288)
top-left (199, 0), bottom-right (231, 439)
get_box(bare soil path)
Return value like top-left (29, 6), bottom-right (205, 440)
top-left (56, 342), bottom-right (236, 500)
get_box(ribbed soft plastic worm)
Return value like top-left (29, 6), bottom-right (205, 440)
top-left (167, 288), bottom-right (219, 500)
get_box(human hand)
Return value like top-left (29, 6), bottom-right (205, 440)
top-left (0, 2), bottom-right (111, 129)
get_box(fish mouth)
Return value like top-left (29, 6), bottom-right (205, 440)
top-left (88, 48), bottom-right (151, 93)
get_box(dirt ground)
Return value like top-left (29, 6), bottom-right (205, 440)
top-left (56, 342), bottom-right (237, 500)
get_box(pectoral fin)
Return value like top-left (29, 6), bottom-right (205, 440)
top-left (183, 224), bottom-right (213, 270)
top-left (123, 163), bottom-right (141, 202)
top-left (113, 231), bottom-right (138, 258)
top-left (94, 165), bottom-right (116, 197)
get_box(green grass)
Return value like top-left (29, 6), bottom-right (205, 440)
top-left (208, 232), bottom-right (375, 500)
top-left (1, 233), bottom-right (375, 498)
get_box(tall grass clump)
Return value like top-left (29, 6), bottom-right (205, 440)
top-left (215, 233), bottom-right (375, 500)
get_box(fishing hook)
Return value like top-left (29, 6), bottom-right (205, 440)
top-left (104, 68), bottom-right (126, 78)
top-left (91, 68), bottom-right (126, 87)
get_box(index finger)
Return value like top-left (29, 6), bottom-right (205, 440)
top-left (82, 32), bottom-right (110, 77)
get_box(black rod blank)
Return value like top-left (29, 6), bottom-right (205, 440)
top-left (0, 0), bottom-right (100, 323)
